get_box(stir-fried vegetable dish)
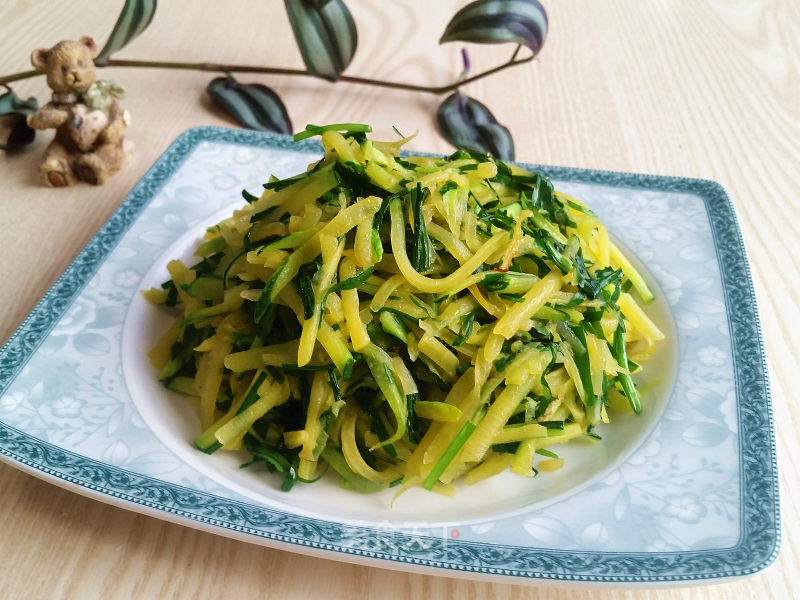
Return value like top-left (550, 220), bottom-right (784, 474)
top-left (144, 123), bottom-right (664, 495)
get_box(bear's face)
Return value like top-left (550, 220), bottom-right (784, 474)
top-left (31, 37), bottom-right (99, 95)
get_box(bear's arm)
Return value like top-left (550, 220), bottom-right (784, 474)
top-left (99, 99), bottom-right (127, 143)
top-left (27, 103), bottom-right (70, 130)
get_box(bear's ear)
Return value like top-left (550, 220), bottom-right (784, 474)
top-left (30, 48), bottom-right (49, 71)
top-left (79, 36), bottom-right (99, 58)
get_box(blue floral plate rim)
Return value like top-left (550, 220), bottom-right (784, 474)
top-left (0, 126), bottom-right (779, 584)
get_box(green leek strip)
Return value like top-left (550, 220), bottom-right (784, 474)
top-left (295, 260), bottom-right (319, 320)
top-left (158, 325), bottom-right (204, 381)
top-left (293, 122), bottom-right (372, 141)
top-left (422, 420), bottom-right (476, 490)
top-left (249, 205), bottom-right (278, 222)
top-left (452, 310), bottom-right (476, 346)
top-left (370, 228), bottom-right (384, 263)
top-left (257, 226), bottom-right (322, 253)
top-left (488, 272), bottom-right (541, 295)
top-left (339, 259), bottom-right (371, 351)
top-left (256, 196), bottom-right (382, 321)
top-left (250, 163), bottom-right (337, 214)
top-left (222, 250), bottom-right (249, 289)
top-left (533, 305), bottom-right (570, 321)
top-left (224, 340), bottom-right (299, 373)
top-left (558, 322), bottom-right (596, 406)
top-left (255, 241), bottom-right (320, 322)
top-left (537, 448), bottom-right (559, 459)
top-left (409, 183), bottom-right (432, 272)
top-left (319, 265), bottom-right (374, 320)
top-left (181, 284), bottom-right (247, 326)
top-left (182, 277), bottom-right (224, 301)
top-left (380, 311), bottom-right (408, 342)
top-left (360, 343), bottom-right (406, 448)
top-left (298, 236), bottom-right (344, 366)
top-left (529, 210), bottom-right (568, 244)
top-left (612, 319), bottom-right (642, 413)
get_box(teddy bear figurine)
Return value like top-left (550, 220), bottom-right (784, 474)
top-left (27, 36), bottom-right (132, 186)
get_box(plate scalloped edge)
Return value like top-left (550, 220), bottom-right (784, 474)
top-left (0, 126), bottom-right (780, 584)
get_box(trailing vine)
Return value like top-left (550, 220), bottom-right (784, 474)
top-left (0, 0), bottom-right (548, 159)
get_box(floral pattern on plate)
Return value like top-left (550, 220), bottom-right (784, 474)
top-left (0, 127), bottom-right (778, 583)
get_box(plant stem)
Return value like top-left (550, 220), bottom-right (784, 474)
top-left (0, 69), bottom-right (40, 85)
top-left (0, 51), bottom-right (534, 94)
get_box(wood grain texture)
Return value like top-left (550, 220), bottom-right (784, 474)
top-left (0, 1), bottom-right (797, 598)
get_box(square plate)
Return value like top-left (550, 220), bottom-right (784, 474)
top-left (0, 127), bottom-right (779, 585)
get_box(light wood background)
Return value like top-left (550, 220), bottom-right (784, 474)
top-left (1, 1), bottom-right (797, 598)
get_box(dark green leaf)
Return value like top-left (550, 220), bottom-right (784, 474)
top-left (95, 0), bottom-right (158, 65)
top-left (207, 76), bottom-right (292, 135)
top-left (284, 0), bottom-right (358, 81)
top-left (0, 89), bottom-right (38, 116)
top-left (437, 92), bottom-right (514, 160)
top-left (1, 114), bottom-right (36, 151)
top-left (440, 0), bottom-right (548, 56)
top-left (0, 89), bottom-right (39, 152)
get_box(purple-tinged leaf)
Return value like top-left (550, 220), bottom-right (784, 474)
top-left (440, 0), bottom-right (548, 56)
top-left (207, 77), bottom-right (292, 135)
top-left (95, 0), bottom-right (158, 65)
top-left (437, 92), bottom-right (515, 160)
top-left (284, 0), bottom-right (357, 81)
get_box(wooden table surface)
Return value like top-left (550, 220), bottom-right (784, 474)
top-left (1, 1), bottom-right (797, 597)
